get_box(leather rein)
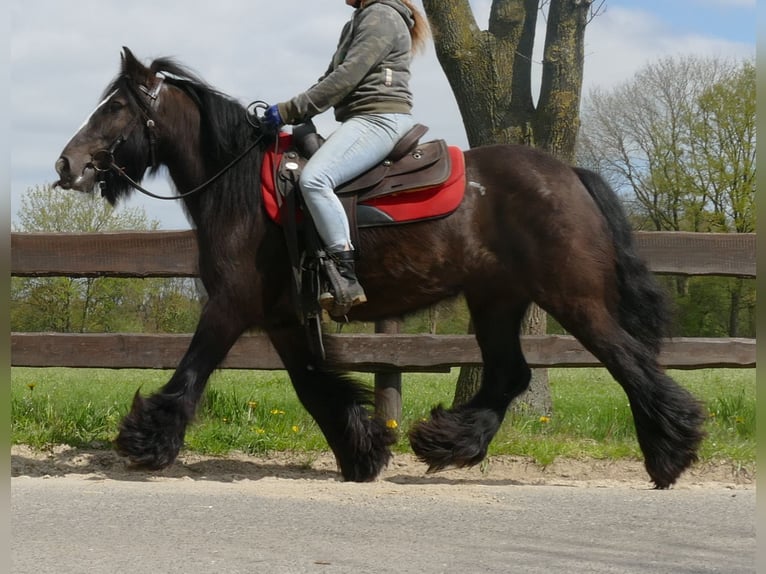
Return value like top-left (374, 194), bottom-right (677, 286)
top-left (91, 72), bottom-right (268, 201)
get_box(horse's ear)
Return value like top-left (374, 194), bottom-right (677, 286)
top-left (121, 46), bottom-right (136, 66)
top-left (120, 47), bottom-right (146, 78)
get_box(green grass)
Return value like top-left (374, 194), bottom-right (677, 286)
top-left (10, 367), bottom-right (756, 467)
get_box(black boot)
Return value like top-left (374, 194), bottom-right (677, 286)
top-left (319, 250), bottom-right (367, 316)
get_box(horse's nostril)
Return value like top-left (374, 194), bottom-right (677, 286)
top-left (55, 157), bottom-right (69, 176)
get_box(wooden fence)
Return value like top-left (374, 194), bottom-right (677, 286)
top-left (11, 231), bottom-right (756, 420)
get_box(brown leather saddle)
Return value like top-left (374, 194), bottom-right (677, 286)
top-left (276, 122), bottom-right (452, 233)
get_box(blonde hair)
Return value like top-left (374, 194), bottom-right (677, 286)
top-left (400, 0), bottom-right (430, 55)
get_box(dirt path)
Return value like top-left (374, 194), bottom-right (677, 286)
top-left (11, 444), bottom-right (755, 491)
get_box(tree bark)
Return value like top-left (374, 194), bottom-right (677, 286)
top-left (423, 0), bottom-right (594, 413)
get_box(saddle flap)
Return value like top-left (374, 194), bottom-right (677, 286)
top-left (337, 139), bottom-right (450, 197)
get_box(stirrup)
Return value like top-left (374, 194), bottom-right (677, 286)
top-left (319, 289), bottom-right (366, 317)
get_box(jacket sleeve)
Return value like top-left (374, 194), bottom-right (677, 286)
top-left (277, 8), bottom-right (397, 124)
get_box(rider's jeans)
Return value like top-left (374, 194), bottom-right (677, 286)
top-left (299, 112), bottom-right (415, 252)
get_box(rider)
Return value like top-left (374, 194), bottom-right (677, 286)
top-left (261, 0), bottom-right (429, 315)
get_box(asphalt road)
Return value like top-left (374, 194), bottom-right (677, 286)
top-left (11, 475), bottom-right (755, 574)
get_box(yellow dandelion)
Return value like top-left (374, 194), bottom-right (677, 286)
top-left (26, 383), bottom-right (36, 391)
top-left (248, 401), bottom-right (258, 409)
top-left (385, 419), bottom-right (399, 430)
top-left (270, 409), bottom-right (286, 415)
top-left (222, 417), bottom-right (228, 423)
top-left (255, 428), bottom-right (266, 435)
top-left (539, 416), bottom-right (551, 424)
top-left (292, 425), bottom-right (300, 433)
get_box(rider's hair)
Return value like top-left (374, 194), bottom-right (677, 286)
top-left (399, 0), bottom-right (431, 55)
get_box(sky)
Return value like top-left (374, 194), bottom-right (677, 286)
top-left (9, 0), bottom-right (755, 231)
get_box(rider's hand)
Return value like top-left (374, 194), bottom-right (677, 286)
top-left (262, 104), bottom-right (283, 130)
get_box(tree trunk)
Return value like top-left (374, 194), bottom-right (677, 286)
top-left (452, 325), bottom-right (482, 405)
top-left (423, 0), bottom-right (593, 413)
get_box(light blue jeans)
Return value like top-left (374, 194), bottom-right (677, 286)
top-left (299, 112), bottom-right (415, 252)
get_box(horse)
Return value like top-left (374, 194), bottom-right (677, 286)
top-left (54, 47), bottom-right (705, 488)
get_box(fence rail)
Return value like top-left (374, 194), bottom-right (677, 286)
top-left (11, 230), bottom-right (756, 278)
top-left (10, 332), bottom-right (756, 371)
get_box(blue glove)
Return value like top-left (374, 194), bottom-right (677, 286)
top-left (262, 104), bottom-right (283, 129)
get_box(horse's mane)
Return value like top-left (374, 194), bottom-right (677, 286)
top-left (152, 58), bottom-right (249, 165)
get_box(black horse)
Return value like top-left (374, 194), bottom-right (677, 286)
top-left (54, 48), bottom-right (705, 488)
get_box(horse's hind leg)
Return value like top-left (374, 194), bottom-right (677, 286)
top-left (115, 297), bottom-right (246, 469)
top-left (409, 300), bottom-right (531, 472)
top-left (268, 325), bottom-right (396, 482)
top-left (550, 301), bottom-right (705, 488)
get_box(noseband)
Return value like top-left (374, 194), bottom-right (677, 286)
top-left (93, 72), bottom-right (268, 201)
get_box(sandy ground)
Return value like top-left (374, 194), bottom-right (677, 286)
top-left (10, 445), bottom-right (755, 492)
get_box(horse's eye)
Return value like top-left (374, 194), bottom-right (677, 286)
top-left (108, 99), bottom-right (125, 113)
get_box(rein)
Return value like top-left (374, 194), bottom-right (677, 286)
top-left (93, 73), bottom-right (270, 201)
top-left (96, 133), bottom-right (267, 201)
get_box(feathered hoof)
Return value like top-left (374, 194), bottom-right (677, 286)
top-left (637, 392), bottom-right (707, 489)
top-left (114, 391), bottom-right (189, 470)
top-left (408, 405), bottom-right (499, 472)
top-left (334, 407), bottom-right (396, 482)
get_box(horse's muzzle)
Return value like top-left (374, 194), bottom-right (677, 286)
top-left (54, 155), bottom-right (98, 192)
top-left (53, 157), bottom-right (73, 189)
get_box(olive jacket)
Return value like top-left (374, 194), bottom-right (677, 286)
top-left (277, 0), bottom-right (414, 124)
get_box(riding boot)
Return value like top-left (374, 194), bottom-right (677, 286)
top-left (319, 250), bottom-right (367, 317)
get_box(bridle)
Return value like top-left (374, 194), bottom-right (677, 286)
top-left (91, 72), bottom-right (269, 201)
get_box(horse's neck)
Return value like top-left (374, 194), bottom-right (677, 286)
top-left (160, 89), bottom-right (207, 191)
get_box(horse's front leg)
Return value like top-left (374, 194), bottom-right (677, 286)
top-left (115, 297), bottom-right (246, 469)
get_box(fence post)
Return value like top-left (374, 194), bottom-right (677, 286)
top-left (374, 319), bottom-right (402, 426)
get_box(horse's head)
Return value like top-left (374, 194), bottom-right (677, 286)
top-left (55, 47), bottom-right (267, 211)
top-left (54, 47), bottom-right (167, 205)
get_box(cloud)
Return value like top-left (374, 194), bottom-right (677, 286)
top-left (583, 6), bottom-right (754, 91)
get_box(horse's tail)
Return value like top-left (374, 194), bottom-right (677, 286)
top-left (573, 167), bottom-right (670, 353)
